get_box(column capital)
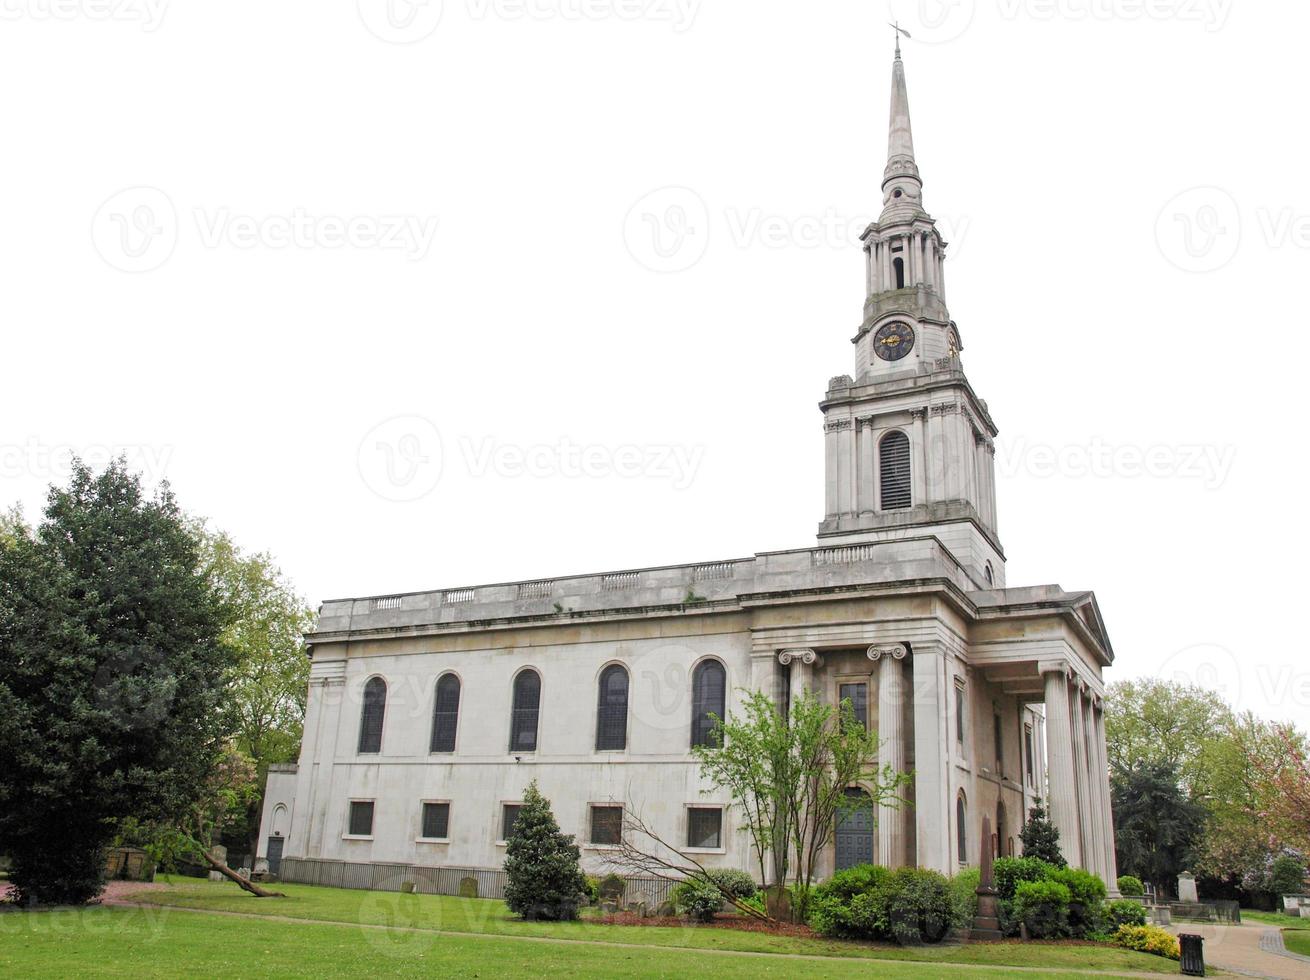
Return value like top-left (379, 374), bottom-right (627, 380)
top-left (867, 643), bottom-right (908, 662)
top-left (1038, 659), bottom-right (1072, 679)
top-left (778, 648), bottom-right (821, 667)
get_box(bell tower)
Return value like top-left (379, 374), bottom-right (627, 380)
top-left (818, 38), bottom-right (1005, 590)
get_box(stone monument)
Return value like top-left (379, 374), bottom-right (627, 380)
top-left (971, 815), bottom-right (1003, 941)
top-left (1178, 872), bottom-right (1198, 904)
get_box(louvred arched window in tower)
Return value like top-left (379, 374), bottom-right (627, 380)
top-left (880, 430), bottom-right (912, 510)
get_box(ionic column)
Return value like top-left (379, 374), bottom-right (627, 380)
top-left (1070, 683), bottom-right (1094, 872)
top-left (913, 644), bottom-right (951, 874)
top-left (869, 644), bottom-right (908, 867)
top-left (881, 238), bottom-right (892, 291)
top-left (864, 243), bottom-right (874, 295)
top-left (778, 649), bottom-right (820, 718)
top-left (1083, 692), bottom-right (1109, 885)
top-left (1093, 701), bottom-right (1121, 894)
top-left (1040, 662), bottom-right (1082, 869)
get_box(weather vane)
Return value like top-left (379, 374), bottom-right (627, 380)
top-left (889, 21), bottom-right (911, 57)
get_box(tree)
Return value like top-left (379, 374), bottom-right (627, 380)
top-left (1270, 855), bottom-right (1307, 897)
top-left (503, 781), bottom-right (588, 921)
top-left (194, 526), bottom-right (314, 863)
top-left (1104, 678), bottom-right (1233, 794)
top-left (0, 461), bottom-right (229, 904)
top-left (692, 689), bottom-right (908, 921)
top-left (1018, 800), bottom-right (1066, 868)
top-left (1112, 761), bottom-right (1205, 894)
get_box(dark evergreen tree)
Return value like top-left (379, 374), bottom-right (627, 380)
top-left (1019, 800), bottom-right (1067, 868)
top-left (1111, 761), bottom-right (1205, 893)
top-left (502, 781), bottom-right (587, 921)
top-left (0, 460), bottom-right (228, 905)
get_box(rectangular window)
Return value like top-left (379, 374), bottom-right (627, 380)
top-left (421, 802), bottom-right (449, 840)
top-left (1024, 725), bottom-right (1035, 785)
top-left (348, 801), bottom-right (375, 837)
top-left (994, 713), bottom-right (1004, 772)
top-left (589, 805), bottom-right (623, 846)
top-left (501, 804), bottom-right (521, 841)
top-left (687, 807), bottom-right (723, 849)
top-left (954, 680), bottom-right (966, 747)
top-left (839, 682), bottom-right (868, 731)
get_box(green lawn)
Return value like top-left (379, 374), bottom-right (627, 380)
top-left (82, 877), bottom-right (1188, 975)
top-left (1284, 929), bottom-right (1310, 957)
top-left (1239, 908), bottom-right (1310, 930)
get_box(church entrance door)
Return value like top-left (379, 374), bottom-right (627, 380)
top-left (834, 787), bottom-right (874, 870)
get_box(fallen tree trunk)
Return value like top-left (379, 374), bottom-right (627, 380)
top-left (199, 849), bottom-right (285, 898)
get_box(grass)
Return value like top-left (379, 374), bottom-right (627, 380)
top-left (87, 877), bottom-right (1189, 975)
top-left (1240, 908), bottom-right (1310, 930)
top-left (0, 903), bottom-right (1187, 979)
top-left (1284, 929), bottom-right (1310, 957)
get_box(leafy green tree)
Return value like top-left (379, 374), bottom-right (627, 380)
top-left (195, 525), bottom-right (314, 862)
top-left (0, 461), bottom-right (228, 904)
top-left (1112, 761), bottom-right (1205, 894)
top-left (1270, 855), bottom-right (1307, 897)
top-left (1104, 678), bottom-right (1233, 794)
top-left (693, 688), bottom-right (908, 921)
top-left (1018, 801), bottom-right (1066, 868)
top-left (503, 781), bottom-right (588, 921)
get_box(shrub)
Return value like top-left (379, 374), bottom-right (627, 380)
top-left (1050, 867), bottom-right (1106, 937)
top-left (949, 867), bottom-right (980, 924)
top-left (672, 879), bottom-right (724, 922)
top-left (882, 867), bottom-right (958, 945)
top-left (1018, 801), bottom-right (1067, 868)
top-left (707, 868), bottom-right (759, 901)
top-left (815, 863), bottom-right (890, 903)
top-left (1106, 899), bottom-right (1147, 930)
top-left (582, 875), bottom-right (600, 905)
top-left (1116, 875), bottom-right (1144, 897)
top-left (1014, 879), bottom-right (1071, 939)
top-left (1271, 856), bottom-right (1307, 897)
top-left (1113, 924), bottom-right (1180, 960)
top-left (502, 781), bottom-right (588, 921)
top-left (994, 856), bottom-right (1055, 901)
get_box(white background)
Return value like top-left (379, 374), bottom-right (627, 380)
top-left (2, 1), bottom-right (1306, 724)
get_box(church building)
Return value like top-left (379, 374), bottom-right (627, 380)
top-left (257, 43), bottom-right (1119, 897)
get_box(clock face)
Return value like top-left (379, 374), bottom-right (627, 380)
top-left (873, 322), bottom-right (916, 361)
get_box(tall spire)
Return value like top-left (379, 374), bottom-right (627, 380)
top-left (882, 38), bottom-right (923, 215)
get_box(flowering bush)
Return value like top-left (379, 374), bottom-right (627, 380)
top-left (1113, 924), bottom-right (1181, 960)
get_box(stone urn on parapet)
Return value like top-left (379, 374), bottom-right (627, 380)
top-left (971, 815), bottom-right (1003, 941)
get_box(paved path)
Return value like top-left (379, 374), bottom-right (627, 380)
top-left (1165, 922), bottom-right (1310, 979)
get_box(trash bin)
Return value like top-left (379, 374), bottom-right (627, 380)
top-left (1179, 933), bottom-right (1205, 977)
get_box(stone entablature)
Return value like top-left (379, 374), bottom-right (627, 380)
top-left (309, 537), bottom-right (982, 640)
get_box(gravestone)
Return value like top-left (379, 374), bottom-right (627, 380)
top-left (207, 845), bottom-right (228, 882)
top-left (1178, 872), bottom-right (1198, 904)
top-left (971, 815), bottom-right (1003, 941)
top-left (763, 884), bottom-right (791, 921)
top-left (458, 876), bottom-right (478, 899)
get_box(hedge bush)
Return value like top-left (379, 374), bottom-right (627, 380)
top-left (1051, 867), bottom-right (1106, 936)
top-left (808, 865), bottom-right (961, 945)
top-left (949, 867), bottom-right (980, 924)
top-left (1014, 879), bottom-right (1072, 939)
top-left (707, 868), bottom-right (759, 900)
top-left (994, 856), bottom-right (1055, 901)
top-left (1106, 899), bottom-right (1147, 930)
top-left (1113, 924), bottom-right (1181, 960)
top-left (1116, 875), bottom-right (1145, 897)
top-left (672, 879), bottom-right (725, 922)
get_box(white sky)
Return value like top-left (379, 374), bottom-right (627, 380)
top-left (3, 1), bottom-right (1307, 726)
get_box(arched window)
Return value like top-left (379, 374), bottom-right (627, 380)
top-left (690, 659), bottom-right (726, 748)
top-left (880, 430), bottom-right (912, 510)
top-left (956, 792), bottom-right (968, 864)
top-left (509, 669), bottom-right (541, 753)
top-left (430, 673), bottom-right (461, 753)
top-left (984, 562), bottom-right (994, 587)
top-left (996, 801), bottom-right (1007, 859)
top-left (358, 676), bottom-right (386, 754)
top-left (595, 664), bottom-right (629, 751)
top-left (893, 256), bottom-right (906, 289)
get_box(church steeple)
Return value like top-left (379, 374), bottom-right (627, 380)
top-left (819, 39), bottom-right (1005, 591)
top-left (882, 39), bottom-right (923, 217)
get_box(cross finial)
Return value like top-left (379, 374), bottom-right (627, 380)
top-left (889, 21), bottom-right (911, 59)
